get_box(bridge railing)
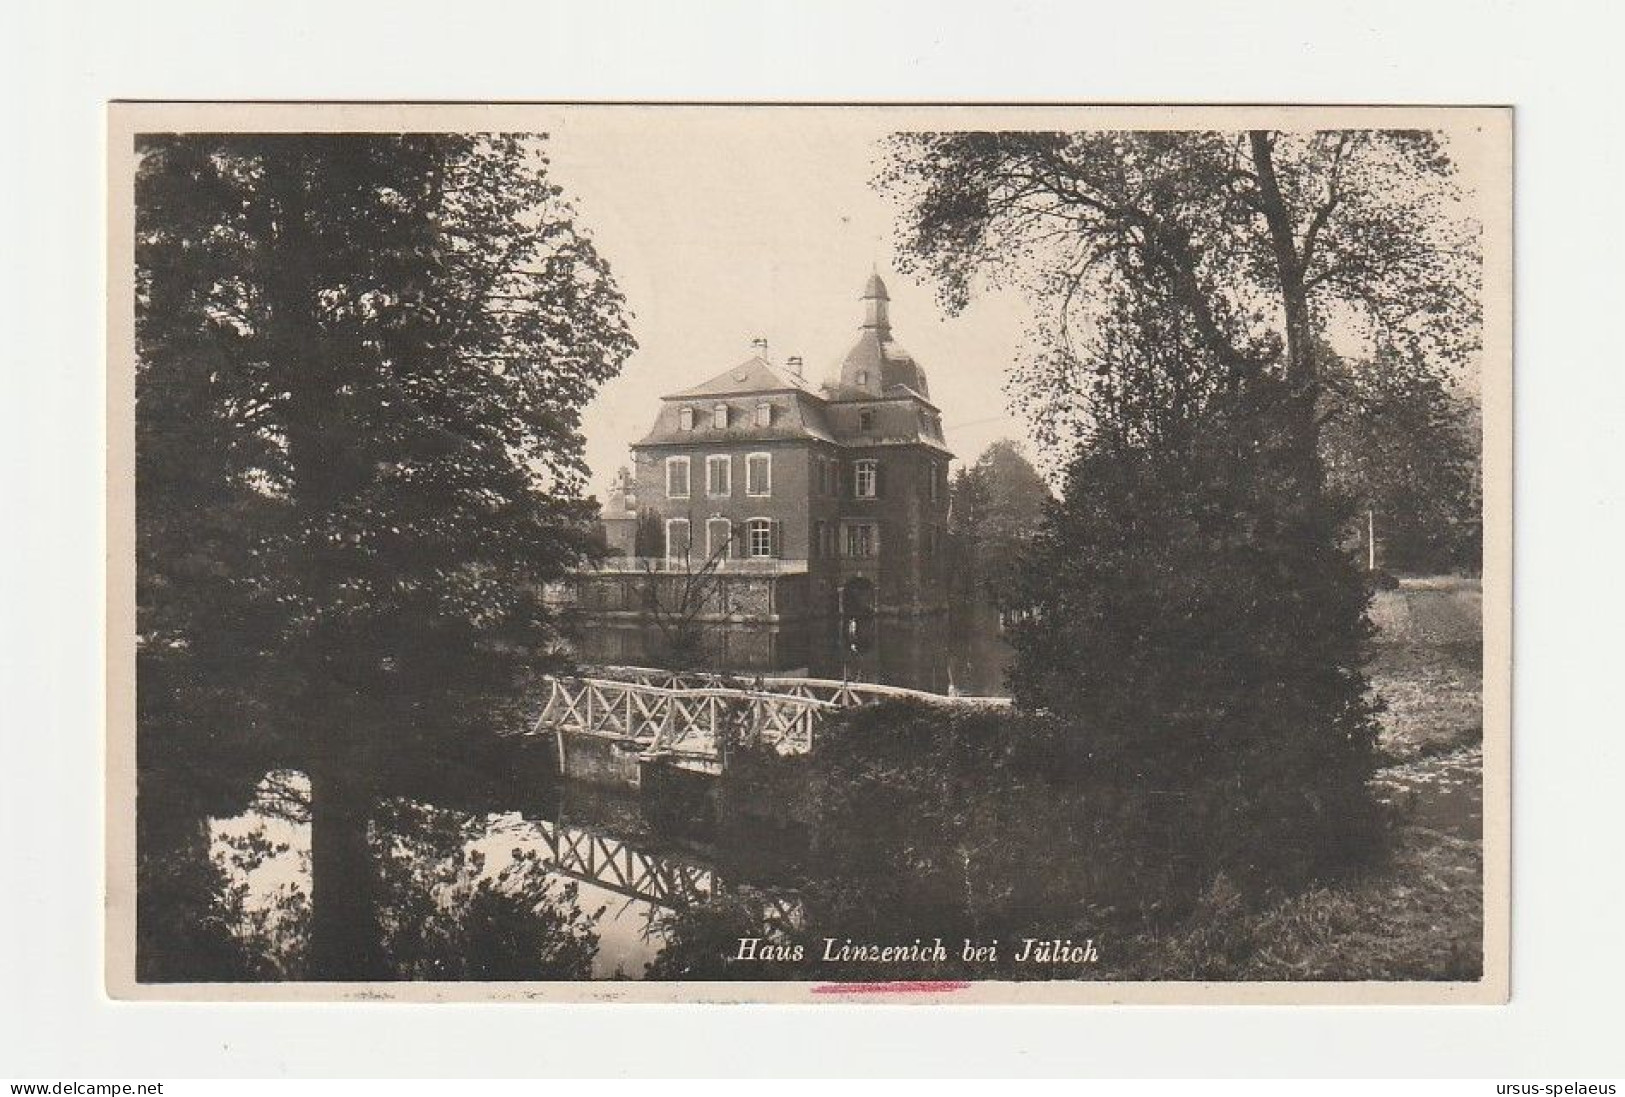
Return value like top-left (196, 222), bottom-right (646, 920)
top-left (583, 557), bottom-right (810, 576)
top-left (537, 675), bottom-right (836, 758)
top-left (585, 664), bottom-right (1013, 708)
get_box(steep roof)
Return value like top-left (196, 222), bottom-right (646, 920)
top-left (631, 273), bottom-right (949, 456)
top-left (835, 330), bottom-right (932, 400)
top-left (636, 366), bottom-right (836, 448)
top-left (667, 354), bottom-right (817, 399)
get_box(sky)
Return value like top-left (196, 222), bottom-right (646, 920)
top-left (543, 108), bottom-right (1036, 501)
top-left (540, 107), bottom-right (1496, 502)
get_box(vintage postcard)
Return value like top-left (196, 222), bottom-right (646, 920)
top-left (106, 102), bottom-right (1511, 1003)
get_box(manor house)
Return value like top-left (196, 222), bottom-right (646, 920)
top-left (610, 273), bottom-right (953, 618)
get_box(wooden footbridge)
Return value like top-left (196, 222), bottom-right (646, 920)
top-left (530, 664), bottom-right (1010, 779)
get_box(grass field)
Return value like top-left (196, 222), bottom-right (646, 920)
top-left (1368, 575), bottom-right (1484, 763)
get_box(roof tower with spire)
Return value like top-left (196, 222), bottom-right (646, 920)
top-left (833, 272), bottom-right (931, 400)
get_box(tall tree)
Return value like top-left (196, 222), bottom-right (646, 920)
top-left (880, 130), bottom-right (1479, 890)
top-left (1320, 350), bottom-right (1482, 574)
top-left (880, 130), bottom-right (1480, 473)
top-left (947, 439), bottom-right (1052, 603)
top-left (135, 134), bottom-right (635, 976)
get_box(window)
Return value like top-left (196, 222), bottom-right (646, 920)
top-left (706, 517), bottom-right (732, 560)
top-left (928, 461), bottom-right (940, 502)
top-left (678, 407), bottom-right (694, 431)
top-left (844, 522), bottom-right (877, 558)
top-left (858, 409), bottom-right (875, 432)
top-left (713, 403), bottom-right (729, 428)
top-left (705, 454), bottom-right (731, 497)
top-left (854, 459), bottom-right (877, 499)
top-left (857, 370), bottom-right (868, 387)
top-left (746, 452), bottom-right (772, 496)
top-left (822, 522), bottom-right (839, 558)
top-left (925, 525), bottom-right (938, 558)
top-left (747, 518), bottom-right (775, 559)
top-left (665, 455), bottom-right (690, 499)
top-left (664, 518), bottom-right (690, 562)
top-left (756, 402), bottom-right (772, 428)
top-left (812, 520), bottom-right (825, 559)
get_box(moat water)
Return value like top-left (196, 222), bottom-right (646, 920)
top-left (565, 599), bottom-right (1017, 697)
top-left (143, 605), bottom-right (1016, 983)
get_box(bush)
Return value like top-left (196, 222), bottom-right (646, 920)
top-left (1005, 378), bottom-right (1389, 899)
top-left (714, 700), bottom-right (1311, 976)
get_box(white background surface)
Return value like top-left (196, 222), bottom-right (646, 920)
top-left (3, 0), bottom-right (1620, 1078)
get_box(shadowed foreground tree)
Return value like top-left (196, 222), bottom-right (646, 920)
top-left (881, 129), bottom-right (1481, 889)
top-left (135, 133), bottom-right (635, 978)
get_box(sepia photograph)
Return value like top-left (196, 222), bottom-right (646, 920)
top-left (106, 103), bottom-right (1511, 1003)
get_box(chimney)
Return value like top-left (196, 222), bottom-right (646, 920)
top-left (786, 355), bottom-right (803, 377)
top-left (751, 336), bottom-right (769, 357)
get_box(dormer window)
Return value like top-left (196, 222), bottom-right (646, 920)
top-left (756, 402), bottom-right (772, 428)
top-left (678, 406), bottom-right (694, 431)
top-left (713, 403), bottom-right (729, 428)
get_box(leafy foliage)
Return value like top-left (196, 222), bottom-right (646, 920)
top-left (372, 800), bottom-right (601, 981)
top-left (879, 130), bottom-right (1480, 461)
top-left (134, 133), bottom-right (634, 978)
top-left (946, 439), bottom-right (1053, 605)
top-left (876, 129), bottom-right (1475, 900)
top-left (1005, 374), bottom-right (1389, 891)
top-left (137, 133), bottom-right (635, 777)
top-left (1321, 351), bottom-right (1482, 573)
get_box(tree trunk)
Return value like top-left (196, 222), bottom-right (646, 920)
top-left (1248, 131), bottom-right (1325, 481)
top-left (306, 765), bottom-right (388, 980)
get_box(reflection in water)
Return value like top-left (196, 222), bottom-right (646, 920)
top-left (195, 767), bottom-right (797, 981)
top-left (809, 602), bottom-right (1013, 696)
top-left (570, 600), bottom-right (1015, 696)
top-left (146, 604), bottom-right (1011, 982)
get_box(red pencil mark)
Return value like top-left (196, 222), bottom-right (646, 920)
top-left (810, 980), bottom-right (972, 995)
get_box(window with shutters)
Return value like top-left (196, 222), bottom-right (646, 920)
top-left (844, 522), bottom-right (877, 558)
top-left (854, 459), bottom-right (877, 499)
top-left (665, 455), bottom-right (690, 499)
top-left (746, 452), bottom-right (772, 496)
top-left (756, 402), bottom-right (772, 428)
top-left (664, 518), bottom-right (690, 562)
top-left (747, 518), bottom-right (774, 558)
top-left (713, 403), bottom-right (728, 428)
top-left (705, 454), bottom-right (730, 497)
top-left (678, 406), bottom-right (694, 431)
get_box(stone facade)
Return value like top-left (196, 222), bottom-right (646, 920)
top-left (625, 274), bottom-right (953, 616)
